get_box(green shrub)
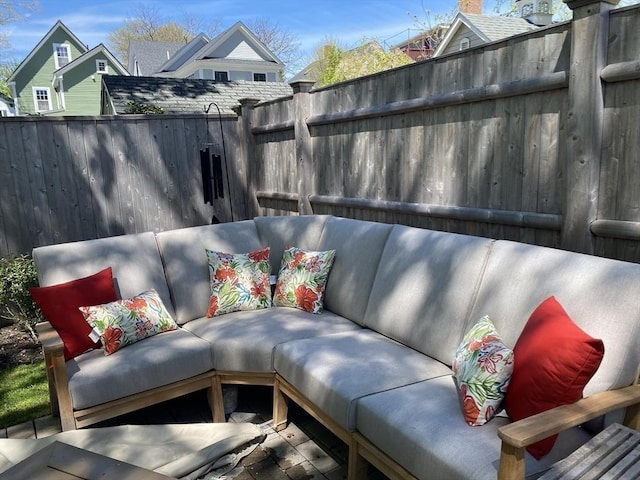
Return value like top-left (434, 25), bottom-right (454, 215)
top-left (0, 255), bottom-right (43, 338)
top-left (124, 101), bottom-right (165, 114)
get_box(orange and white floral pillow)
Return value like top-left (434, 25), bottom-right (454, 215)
top-left (273, 246), bottom-right (335, 314)
top-left (206, 247), bottom-right (271, 317)
top-left (79, 289), bottom-right (178, 355)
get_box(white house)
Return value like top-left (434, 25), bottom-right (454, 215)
top-left (128, 22), bottom-right (284, 82)
top-left (0, 93), bottom-right (15, 116)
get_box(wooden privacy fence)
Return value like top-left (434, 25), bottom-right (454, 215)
top-left (1, 0), bottom-right (640, 265)
top-left (0, 114), bottom-right (243, 257)
top-left (238, 0), bottom-right (640, 263)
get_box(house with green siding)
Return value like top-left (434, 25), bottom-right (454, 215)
top-left (7, 20), bottom-right (128, 116)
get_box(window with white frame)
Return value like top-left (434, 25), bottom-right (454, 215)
top-left (253, 73), bottom-right (266, 82)
top-left (538, 1), bottom-right (550, 13)
top-left (53, 43), bottom-right (71, 69)
top-left (96, 59), bottom-right (108, 74)
top-left (522, 3), bottom-right (535, 15)
top-left (215, 71), bottom-right (229, 82)
top-left (33, 87), bottom-right (52, 112)
top-left (459, 37), bottom-right (470, 50)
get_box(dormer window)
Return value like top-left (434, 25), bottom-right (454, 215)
top-left (459, 37), bottom-right (470, 50)
top-left (53, 43), bottom-right (71, 69)
top-left (96, 59), bottom-right (108, 74)
top-left (538, 1), bottom-right (550, 13)
top-left (522, 3), bottom-right (535, 15)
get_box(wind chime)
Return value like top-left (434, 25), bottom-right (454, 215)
top-left (200, 102), bottom-right (231, 224)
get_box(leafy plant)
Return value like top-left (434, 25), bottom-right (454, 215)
top-left (0, 255), bottom-right (43, 339)
top-left (124, 101), bottom-right (165, 114)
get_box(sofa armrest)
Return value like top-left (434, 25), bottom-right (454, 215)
top-left (497, 384), bottom-right (640, 480)
top-left (35, 321), bottom-right (75, 430)
top-left (36, 321), bottom-right (64, 355)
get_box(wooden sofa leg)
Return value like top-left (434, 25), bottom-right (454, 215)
top-left (347, 438), bottom-right (368, 480)
top-left (497, 442), bottom-right (525, 480)
top-left (51, 354), bottom-right (76, 431)
top-left (273, 377), bottom-right (288, 431)
top-left (210, 375), bottom-right (226, 423)
top-left (624, 403), bottom-right (640, 431)
top-left (43, 350), bottom-right (59, 417)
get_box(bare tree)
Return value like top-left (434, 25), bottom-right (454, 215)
top-left (247, 18), bottom-right (302, 77)
top-left (107, 5), bottom-right (221, 64)
top-left (0, 0), bottom-right (39, 54)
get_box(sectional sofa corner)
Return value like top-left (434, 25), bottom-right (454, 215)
top-left (33, 214), bottom-right (640, 480)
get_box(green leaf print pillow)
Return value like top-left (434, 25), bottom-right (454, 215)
top-left (206, 247), bottom-right (271, 317)
top-left (273, 246), bottom-right (336, 314)
top-left (452, 315), bottom-right (513, 426)
top-left (79, 289), bottom-right (178, 355)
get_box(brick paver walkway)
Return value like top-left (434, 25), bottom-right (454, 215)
top-left (2, 385), bottom-right (387, 480)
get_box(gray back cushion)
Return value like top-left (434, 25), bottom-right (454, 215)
top-left (468, 239), bottom-right (640, 395)
top-left (364, 226), bottom-right (495, 364)
top-left (254, 215), bottom-right (329, 274)
top-left (156, 220), bottom-right (263, 324)
top-left (317, 217), bottom-right (393, 325)
top-left (32, 232), bottom-right (175, 318)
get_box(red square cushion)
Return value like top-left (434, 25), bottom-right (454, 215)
top-left (504, 296), bottom-right (604, 459)
top-left (30, 267), bottom-right (118, 360)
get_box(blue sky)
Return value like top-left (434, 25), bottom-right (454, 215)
top-left (4, 0), bottom-right (456, 63)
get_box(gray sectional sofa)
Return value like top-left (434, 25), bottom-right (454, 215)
top-left (33, 215), bottom-right (640, 480)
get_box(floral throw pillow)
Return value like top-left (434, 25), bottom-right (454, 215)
top-left (273, 246), bottom-right (336, 314)
top-left (79, 289), bottom-right (178, 356)
top-left (206, 247), bottom-right (271, 317)
top-left (452, 316), bottom-right (514, 426)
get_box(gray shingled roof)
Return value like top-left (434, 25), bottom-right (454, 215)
top-left (102, 75), bottom-right (293, 115)
top-left (461, 13), bottom-right (537, 41)
top-left (128, 40), bottom-right (185, 76)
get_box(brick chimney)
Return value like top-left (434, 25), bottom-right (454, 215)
top-left (459, 0), bottom-right (482, 14)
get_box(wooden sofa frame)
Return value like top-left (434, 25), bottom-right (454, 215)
top-left (38, 320), bottom-right (640, 480)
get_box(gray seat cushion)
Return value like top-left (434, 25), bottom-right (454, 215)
top-left (356, 376), bottom-right (592, 480)
top-left (67, 329), bottom-right (214, 410)
top-left (317, 217), bottom-right (393, 325)
top-left (182, 307), bottom-right (361, 372)
top-left (364, 225), bottom-right (495, 366)
top-left (32, 232), bottom-right (175, 318)
top-left (156, 221), bottom-right (263, 324)
top-left (274, 329), bottom-right (452, 431)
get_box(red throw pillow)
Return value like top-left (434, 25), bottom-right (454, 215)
top-left (30, 267), bottom-right (118, 360)
top-left (504, 296), bottom-right (604, 459)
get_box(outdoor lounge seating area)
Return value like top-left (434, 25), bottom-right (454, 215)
top-left (29, 215), bottom-right (640, 480)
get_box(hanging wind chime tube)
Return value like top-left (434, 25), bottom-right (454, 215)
top-left (201, 101), bottom-right (232, 221)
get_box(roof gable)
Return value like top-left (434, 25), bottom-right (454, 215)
top-left (195, 21), bottom-right (282, 65)
top-left (8, 20), bottom-right (88, 82)
top-left (53, 44), bottom-right (129, 84)
top-left (155, 34), bottom-right (210, 73)
top-left (128, 40), bottom-right (185, 76)
top-left (434, 13), bottom-right (537, 57)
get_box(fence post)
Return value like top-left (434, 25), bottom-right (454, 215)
top-left (291, 80), bottom-right (316, 215)
top-left (235, 98), bottom-right (261, 219)
top-left (561, 0), bottom-right (619, 253)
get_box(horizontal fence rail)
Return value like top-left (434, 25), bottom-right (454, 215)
top-left (307, 195), bottom-right (563, 230)
top-left (307, 72), bottom-right (570, 126)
